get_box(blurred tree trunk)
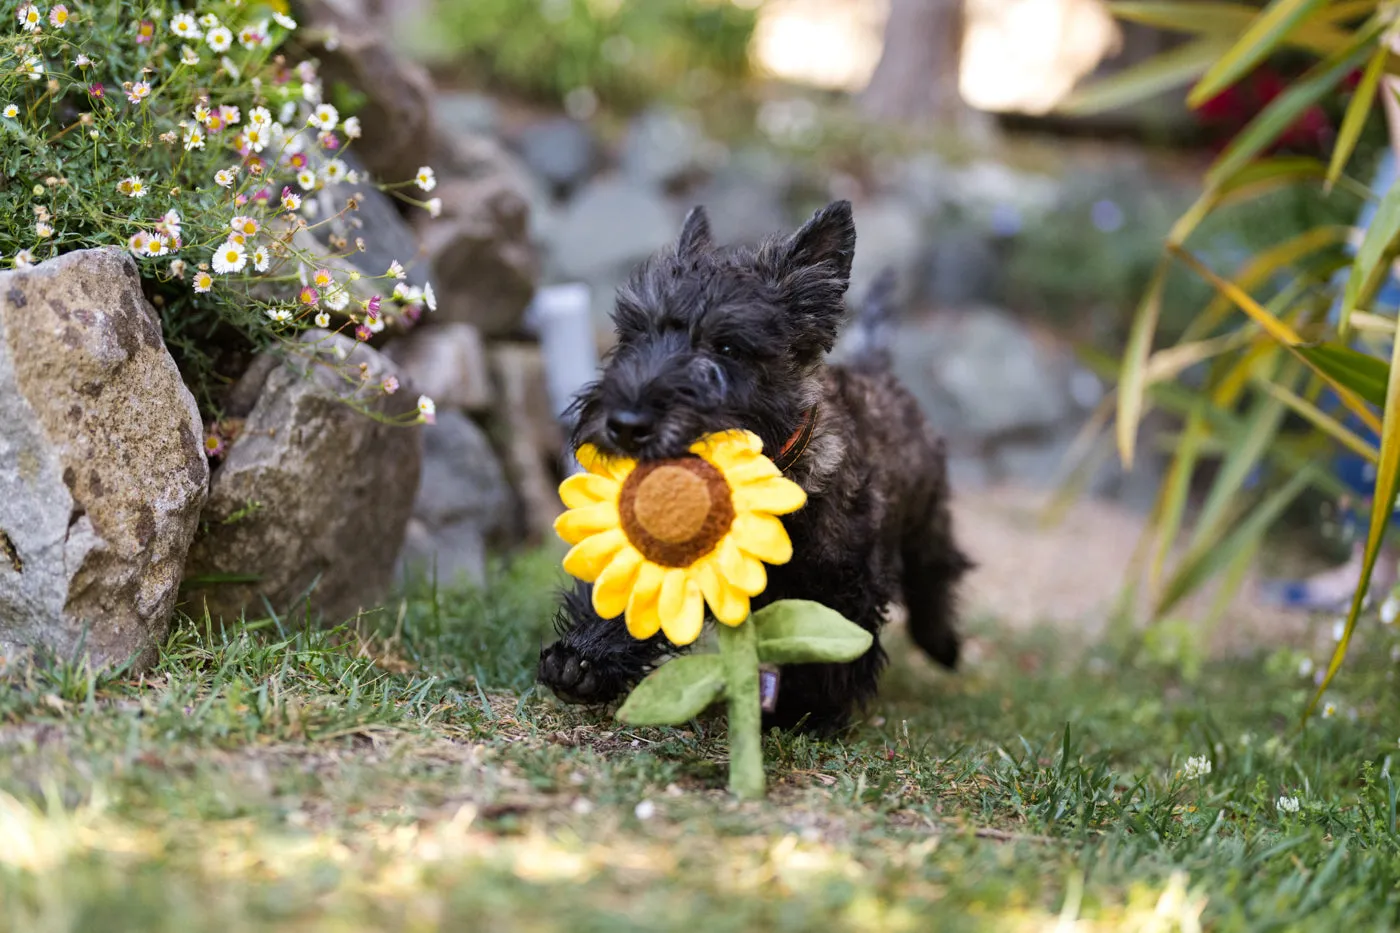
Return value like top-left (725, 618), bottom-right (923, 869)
top-left (859, 0), bottom-right (974, 126)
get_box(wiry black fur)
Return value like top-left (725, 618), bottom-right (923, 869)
top-left (537, 201), bottom-right (971, 733)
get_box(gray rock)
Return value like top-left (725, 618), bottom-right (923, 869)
top-left (183, 331), bottom-right (422, 624)
top-left (0, 249), bottom-right (207, 673)
top-left (925, 230), bottom-right (999, 306)
top-left (890, 307), bottom-right (1075, 443)
top-left (434, 90), bottom-right (501, 140)
top-left (488, 343), bottom-right (564, 542)
top-left (397, 409), bottom-right (513, 585)
top-left (418, 170), bottom-right (538, 336)
top-left (383, 322), bottom-right (493, 413)
top-left (621, 107), bottom-right (714, 189)
top-left (298, 0), bottom-right (437, 185)
top-left (688, 171), bottom-right (788, 247)
top-left (516, 117), bottom-right (597, 195)
top-left (549, 177), bottom-right (679, 279)
top-left (849, 198), bottom-right (925, 307)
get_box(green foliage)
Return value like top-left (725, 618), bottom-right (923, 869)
top-left (616, 654), bottom-right (726, 724)
top-left (1, 0), bottom-right (436, 420)
top-left (751, 599), bottom-right (874, 664)
top-left (429, 0), bottom-right (760, 110)
top-left (1055, 0), bottom-right (1400, 701)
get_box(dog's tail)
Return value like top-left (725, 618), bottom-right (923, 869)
top-left (846, 265), bottom-right (897, 373)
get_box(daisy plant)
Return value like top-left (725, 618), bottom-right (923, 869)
top-left (555, 429), bottom-right (873, 800)
top-left (0, 0), bottom-right (440, 447)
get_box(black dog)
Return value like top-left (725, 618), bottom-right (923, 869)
top-left (537, 200), bottom-right (970, 732)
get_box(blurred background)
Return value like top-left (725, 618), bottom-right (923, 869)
top-left (339, 0), bottom-right (1385, 650)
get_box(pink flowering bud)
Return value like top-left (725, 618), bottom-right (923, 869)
top-left (366, 295), bottom-right (381, 314)
top-left (299, 286), bottom-right (319, 306)
top-left (355, 324), bottom-right (372, 342)
top-left (89, 82), bottom-right (104, 98)
top-left (381, 375), bottom-right (400, 395)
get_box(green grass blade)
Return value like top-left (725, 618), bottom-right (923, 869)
top-left (1255, 377), bottom-right (1380, 460)
top-left (1205, 23), bottom-right (1380, 189)
top-left (1306, 315), bottom-right (1400, 719)
top-left (1326, 44), bottom-right (1387, 190)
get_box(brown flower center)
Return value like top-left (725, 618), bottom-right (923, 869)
top-left (619, 456), bottom-right (734, 567)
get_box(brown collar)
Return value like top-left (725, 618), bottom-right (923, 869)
top-left (772, 406), bottom-right (818, 473)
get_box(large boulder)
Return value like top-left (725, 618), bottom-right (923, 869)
top-left (383, 322), bottom-right (493, 414)
top-left (182, 331), bottom-right (422, 624)
top-left (0, 249), bottom-right (208, 673)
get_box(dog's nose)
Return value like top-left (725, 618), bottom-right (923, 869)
top-left (605, 410), bottom-right (654, 452)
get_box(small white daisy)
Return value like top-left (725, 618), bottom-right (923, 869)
top-left (145, 236), bottom-right (168, 258)
top-left (206, 26), bottom-right (233, 52)
top-left (280, 188), bottom-right (302, 211)
top-left (388, 260), bottom-right (405, 279)
top-left (199, 12), bottom-right (221, 28)
top-left (314, 311), bottom-right (330, 327)
top-left (230, 215), bottom-right (259, 238)
top-left (242, 126), bottom-right (268, 152)
top-left (2, 104), bottom-right (18, 119)
top-left (273, 11), bottom-right (297, 29)
top-left (426, 197), bottom-right (442, 218)
top-left (1322, 701), bottom-right (1338, 719)
top-left (75, 53), bottom-right (91, 67)
top-left (170, 259), bottom-right (186, 279)
top-left (34, 221), bottom-right (53, 239)
top-left (1276, 796), bottom-right (1300, 814)
top-left (17, 4), bottom-right (42, 32)
top-left (183, 126), bottom-right (205, 150)
top-left (301, 81), bottom-right (321, 104)
top-left (343, 116), bottom-right (362, 139)
top-left (126, 81), bottom-right (152, 104)
top-left (180, 45), bottom-right (200, 65)
top-left (296, 168), bottom-right (316, 190)
top-left (49, 4), bottom-right (69, 28)
top-left (211, 241), bottom-right (247, 274)
top-left (193, 270), bottom-right (214, 293)
top-left (171, 12), bottom-right (201, 39)
top-left (417, 395), bottom-right (436, 423)
top-left (14, 249), bottom-right (35, 268)
top-left (266, 308), bottom-right (292, 323)
top-left (423, 282), bottom-right (437, 311)
top-left (128, 231), bottom-right (152, 256)
top-left (238, 23), bottom-right (266, 49)
top-left (215, 167), bottom-right (237, 188)
top-left (248, 105), bottom-right (271, 128)
top-left (308, 103), bottom-right (338, 131)
top-left (279, 101), bottom-right (298, 124)
top-left (415, 166), bottom-right (436, 192)
top-left (324, 285), bottom-right (350, 311)
top-left (118, 176), bottom-right (147, 198)
top-left (252, 246), bottom-right (270, 272)
top-left (322, 158), bottom-right (347, 184)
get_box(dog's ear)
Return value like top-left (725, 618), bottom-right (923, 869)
top-left (783, 200), bottom-right (855, 284)
top-left (677, 206), bottom-right (713, 259)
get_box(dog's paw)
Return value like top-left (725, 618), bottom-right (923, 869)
top-left (537, 641), bottom-right (627, 705)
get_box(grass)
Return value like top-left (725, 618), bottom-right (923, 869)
top-left (3, 549), bottom-right (1400, 932)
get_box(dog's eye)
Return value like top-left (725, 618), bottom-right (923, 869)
top-left (715, 342), bottom-right (737, 358)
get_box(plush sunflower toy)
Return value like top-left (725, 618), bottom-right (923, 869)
top-left (555, 429), bottom-right (872, 799)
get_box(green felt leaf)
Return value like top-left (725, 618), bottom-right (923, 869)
top-left (615, 654), bottom-right (725, 725)
top-left (751, 600), bottom-right (874, 664)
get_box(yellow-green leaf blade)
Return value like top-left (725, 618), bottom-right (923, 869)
top-left (1187, 0), bottom-right (1332, 107)
top-left (1326, 44), bottom-right (1387, 189)
top-left (1059, 37), bottom-right (1231, 115)
top-left (1340, 173), bottom-right (1400, 336)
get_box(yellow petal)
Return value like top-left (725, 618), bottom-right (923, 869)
top-left (562, 528), bottom-right (627, 582)
top-left (625, 563), bottom-right (665, 639)
top-left (733, 475), bottom-right (807, 515)
top-left (554, 502), bottom-right (619, 545)
top-left (576, 444), bottom-right (635, 483)
top-left (592, 545), bottom-right (643, 619)
top-left (559, 472), bottom-right (620, 510)
top-left (719, 455), bottom-right (782, 485)
top-left (733, 512), bottom-right (793, 565)
top-left (696, 557), bottom-right (750, 626)
top-left (659, 570), bottom-right (705, 646)
top-left (690, 429), bottom-right (763, 464)
top-left (718, 536), bottom-right (767, 596)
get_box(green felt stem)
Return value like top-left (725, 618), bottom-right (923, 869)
top-left (718, 619), bottom-right (764, 800)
